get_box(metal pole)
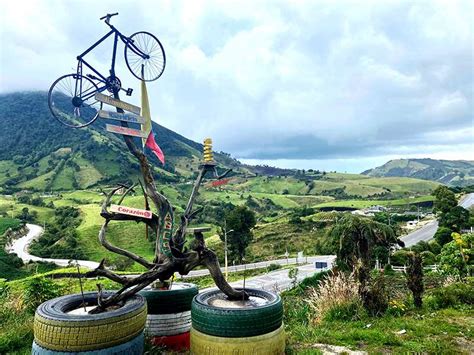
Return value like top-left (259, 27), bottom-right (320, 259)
top-left (224, 221), bottom-right (228, 281)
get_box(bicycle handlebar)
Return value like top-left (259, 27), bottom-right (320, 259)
top-left (100, 13), bottom-right (118, 23)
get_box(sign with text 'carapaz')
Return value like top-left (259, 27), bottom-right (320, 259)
top-left (98, 110), bottom-right (145, 124)
top-left (95, 93), bottom-right (141, 114)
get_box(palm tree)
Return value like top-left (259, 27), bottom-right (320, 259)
top-left (330, 213), bottom-right (403, 311)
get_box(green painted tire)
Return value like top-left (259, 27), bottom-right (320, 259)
top-left (139, 282), bottom-right (198, 314)
top-left (191, 288), bottom-right (283, 338)
top-left (34, 292), bottom-right (146, 352)
top-left (190, 325), bottom-right (285, 355)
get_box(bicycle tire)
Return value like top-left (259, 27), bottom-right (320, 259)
top-left (124, 31), bottom-right (166, 81)
top-left (48, 73), bottom-right (102, 128)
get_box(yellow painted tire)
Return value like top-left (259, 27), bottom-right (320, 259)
top-left (34, 292), bottom-right (147, 352)
top-left (190, 325), bottom-right (285, 355)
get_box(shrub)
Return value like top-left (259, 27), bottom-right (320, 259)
top-left (288, 267), bottom-right (299, 288)
top-left (23, 277), bottom-right (63, 313)
top-left (434, 227), bottom-right (454, 246)
top-left (363, 272), bottom-right (389, 316)
top-left (420, 250), bottom-right (437, 265)
top-left (306, 272), bottom-right (362, 323)
top-left (391, 250), bottom-right (409, 266)
top-left (387, 299), bottom-right (407, 316)
top-left (266, 263), bottom-right (281, 272)
top-left (439, 233), bottom-right (473, 277)
top-left (427, 280), bottom-right (474, 309)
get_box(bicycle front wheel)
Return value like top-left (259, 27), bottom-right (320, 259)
top-left (125, 31), bottom-right (166, 82)
top-left (48, 73), bottom-right (102, 128)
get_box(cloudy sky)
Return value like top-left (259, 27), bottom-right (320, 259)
top-left (1, 0), bottom-right (472, 172)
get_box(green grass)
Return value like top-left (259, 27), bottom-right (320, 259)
top-left (0, 217), bottom-right (21, 236)
top-left (314, 195), bottom-right (435, 209)
top-left (283, 273), bottom-right (474, 354)
top-left (0, 160), bottom-right (19, 185)
top-left (0, 197), bottom-right (55, 222)
top-left (74, 156), bottom-right (103, 188)
top-left (18, 170), bottom-right (55, 190)
top-left (225, 174), bottom-right (440, 199)
top-left (285, 307), bottom-right (473, 353)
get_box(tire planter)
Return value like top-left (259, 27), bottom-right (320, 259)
top-left (191, 288), bottom-right (283, 337)
top-left (139, 282), bottom-right (198, 351)
top-left (190, 325), bottom-right (285, 355)
top-left (32, 291), bottom-right (146, 354)
top-left (190, 288), bottom-right (285, 354)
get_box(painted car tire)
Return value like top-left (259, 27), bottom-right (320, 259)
top-left (33, 292), bottom-right (146, 352)
top-left (139, 282), bottom-right (198, 314)
top-left (150, 332), bottom-right (190, 352)
top-left (32, 332), bottom-right (144, 355)
top-left (145, 310), bottom-right (191, 336)
top-left (191, 288), bottom-right (283, 338)
top-left (190, 325), bottom-right (285, 355)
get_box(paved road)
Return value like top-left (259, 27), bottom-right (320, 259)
top-left (184, 255), bottom-right (336, 278)
top-left (460, 193), bottom-right (474, 209)
top-left (7, 223), bottom-right (334, 276)
top-left (6, 224), bottom-right (100, 269)
top-left (201, 255), bottom-right (336, 294)
top-left (400, 220), bottom-right (439, 247)
top-left (401, 192), bottom-right (474, 247)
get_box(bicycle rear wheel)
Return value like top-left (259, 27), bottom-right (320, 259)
top-left (125, 31), bottom-right (166, 82)
top-left (48, 73), bottom-right (102, 128)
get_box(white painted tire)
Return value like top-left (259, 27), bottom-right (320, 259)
top-left (145, 311), bottom-right (191, 336)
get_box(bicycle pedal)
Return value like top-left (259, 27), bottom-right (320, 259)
top-left (126, 88), bottom-right (133, 96)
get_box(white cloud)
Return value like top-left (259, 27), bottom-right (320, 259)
top-left (0, 0), bottom-right (472, 170)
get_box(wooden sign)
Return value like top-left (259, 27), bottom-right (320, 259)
top-left (110, 204), bottom-right (152, 219)
top-left (98, 110), bottom-right (145, 124)
top-left (95, 93), bottom-right (141, 114)
top-left (106, 124), bottom-right (147, 138)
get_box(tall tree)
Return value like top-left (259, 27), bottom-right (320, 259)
top-left (433, 185), bottom-right (457, 214)
top-left (220, 206), bottom-right (256, 263)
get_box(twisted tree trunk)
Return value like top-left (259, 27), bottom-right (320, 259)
top-left (87, 91), bottom-right (247, 313)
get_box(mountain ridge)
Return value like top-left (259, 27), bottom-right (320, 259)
top-left (362, 158), bottom-right (474, 186)
top-left (0, 91), bottom-right (245, 192)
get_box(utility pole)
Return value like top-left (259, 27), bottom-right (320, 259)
top-left (223, 220), bottom-right (234, 281)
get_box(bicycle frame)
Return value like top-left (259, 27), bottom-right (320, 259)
top-left (75, 24), bottom-right (145, 100)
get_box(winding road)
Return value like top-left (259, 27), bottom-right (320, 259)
top-left (6, 223), bottom-right (334, 279)
top-left (400, 192), bottom-right (474, 247)
top-left (6, 224), bottom-right (99, 269)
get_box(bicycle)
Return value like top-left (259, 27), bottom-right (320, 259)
top-left (48, 13), bottom-right (165, 128)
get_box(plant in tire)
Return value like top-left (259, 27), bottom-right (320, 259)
top-left (33, 292), bottom-right (146, 353)
top-left (192, 288), bottom-right (283, 338)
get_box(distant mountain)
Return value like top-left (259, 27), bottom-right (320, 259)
top-left (362, 159), bottom-right (474, 186)
top-left (0, 92), bottom-right (244, 192)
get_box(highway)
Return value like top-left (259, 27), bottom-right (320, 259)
top-left (201, 255), bottom-right (336, 294)
top-left (401, 192), bottom-right (474, 247)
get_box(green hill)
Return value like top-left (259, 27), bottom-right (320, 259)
top-left (0, 92), bottom-right (243, 192)
top-left (362, 158), bottom-right (474, 186)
